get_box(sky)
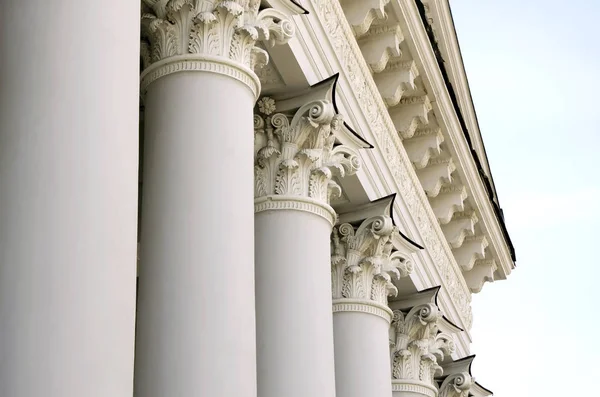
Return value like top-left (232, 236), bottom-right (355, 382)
top-left (450, 0), bottom-right (600, 395)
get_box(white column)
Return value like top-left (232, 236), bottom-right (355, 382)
top-left (134, 2), bottom-right (299, 396)
top-left (330, 197), bottom-right (416, 397)
top-left (389, 288), bottom-right (459, 397)
top-left (0, 1), bottom-right (140, 396)
top-left (253, 79), bottom-right (364, 397)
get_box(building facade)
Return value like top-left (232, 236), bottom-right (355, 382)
top-left (0, 1), bottom-right (515, 396)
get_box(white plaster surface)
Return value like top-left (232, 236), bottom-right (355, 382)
top-left (134, 71), bottom-right (257, 397)
top-left (0, 1), bottom-right (140, 396)
top-left (333, 310), bottom-right (394, 397)
top-left (255, 208), bottom-right (337, 397)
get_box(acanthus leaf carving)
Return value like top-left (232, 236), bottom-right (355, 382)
top-left (331, 213), bottom-right (414, 307)
top-left (141, 0), bottom-right (298, 72)
top-left (389, 289), bottom-right (459, 389)
top-left (438, 372), bottom-right (473, 397)
top-left (310, 0), bottom-right (474, 328)
top-left (254, 77), bottom-right (364, 206)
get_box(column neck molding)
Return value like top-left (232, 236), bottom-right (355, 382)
top-left (332, 298), bottom-right (393, 323)
top-left (140, 54), bottom-right (260, 97)
top-left (391, 380), bottom-right (437, 397)
top-left (254, 195), bottom-right (336, 226)
top-left (141, 0), bottom-right (299, 95)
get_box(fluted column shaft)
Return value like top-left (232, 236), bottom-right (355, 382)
top-left (134, 2), bottom-right (299, 396)
top-left (0, 1), bottom-right (140, 396)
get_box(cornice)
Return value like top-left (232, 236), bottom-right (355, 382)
top-left (309, 0), bottom-right (474, 329)
top-left (393, 0), bottom-right (514, 278)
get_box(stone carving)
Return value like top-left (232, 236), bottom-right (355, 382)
top-left (389, 289), bottom-right (460, 392)
top-left (331, 215), bottom-right (412, 306)
top-left (436, 356), bottom-right (491, 397)
top-left (340, 0), bottom-right (391, 37)
top-left (254, 77), bottom-right (362, 208)
top-left (310, 0), bottom-right (474, 328)
top-left (140, 0), bottom-right (298, 71)
top-left (438, 372), bottom-right (473, 397)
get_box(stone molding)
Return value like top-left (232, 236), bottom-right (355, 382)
top-left (254, 195), bottom-right (337, 226)
top-left (391, 379), bottom-right (437, 397)
top-left (140, 54), bottom-right (260, 97)
top-left (254, 76), bottom-right (365, 217)
top-left (140, 0), bottom-right (300, 91)
top-left (309, 0), bottom-right (473, 328)
top-left (332, 298), bottom-right (393, 323)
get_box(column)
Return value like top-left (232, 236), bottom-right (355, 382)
top-left (254, 76), bottom-right (366, 397)
top-left (0, 1), bottom-right (140, 396)
top-left (331, 196), bottom-right (418, 397)
top-left (389, 288), bottom-right (460, 397)
top-left (134, 2), bottom-right (301, 397)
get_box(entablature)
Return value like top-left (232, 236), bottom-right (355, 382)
top-left (331, 0), bottom-right (515, 294)
top-left (254, 0), bottom-right (514, 341)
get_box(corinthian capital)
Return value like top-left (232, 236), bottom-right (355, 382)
top-left (389, 287), bottom-right (462, 392)
top-left (140, 0), bottom-right (305, 93)
top-left (437, 356), bottom-right (492, 397)
top-left (331, 195), bottom-right (420, 309)
top-left (254, 75), bottom-right (371, 225)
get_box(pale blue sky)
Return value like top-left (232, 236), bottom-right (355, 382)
top-left (450, 0), bottom-right (600, 395)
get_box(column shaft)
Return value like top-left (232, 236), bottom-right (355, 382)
top-left (0, 1), bottom-right (140, 396)
top-left (255, 208), bottom-right (337, 397)
top-left (333, 310), bottom-right (394, 397)
top-left (135, 71), bottom-right (257, 396)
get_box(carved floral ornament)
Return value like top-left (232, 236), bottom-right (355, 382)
top-left (331, 215), bottom-right (412, 307)
top-left (390, 303), bottom-right (455, 386)
top-left (140, 0), bottom-right (303, 95)
top-left (309, 0), bottom-right (474, 328)
top-left (253, 79), bottom-right (363, 213)
top-left (438, 371), bottom-right (473, 397)
top-left (141, 0), bottom-right (297, 69)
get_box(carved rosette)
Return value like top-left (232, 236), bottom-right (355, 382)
top-left (254, 94), bottom-right (361, 225)
top-left (331, 215), bottom-right (413, 313)
top-left (390, 304), bottom-right (455, 387)
top-left (438, 372), bottom-right (473, 397)
top-left (140, 0), bottom-right (299, 96)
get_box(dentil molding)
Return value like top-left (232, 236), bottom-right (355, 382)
top-left (140, 0), bottom-right (303, 95)
top-left (254, 75), bottom-right (370, 223)
top-left (308, 0), bottom-right (474, 328)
